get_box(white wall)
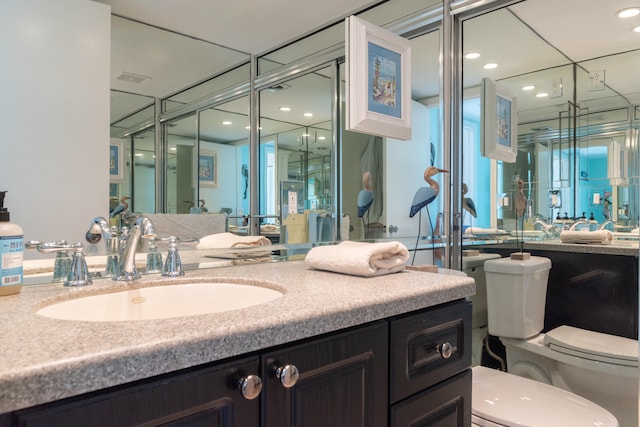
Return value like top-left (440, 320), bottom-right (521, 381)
top-left (0, 0), bottom-right (111, 244)
top-left (384, 100), bottom-right (439, 239)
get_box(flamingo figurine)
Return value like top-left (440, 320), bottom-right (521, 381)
top-left (409, 167), bottom-right (448, 217)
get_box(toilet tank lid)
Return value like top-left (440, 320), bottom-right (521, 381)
top-left (472, 366), bottom-right (618, 427)
top-left (484, 256), bottom-right (551, 274)
top-left (461, 253), bottom-right (501, 269)
top-left (544, 325), bottom-right (638, 366)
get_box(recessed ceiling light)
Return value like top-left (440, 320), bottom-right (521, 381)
top-left (279, 107), bottom-right (291, 112)
top-left (617, 7), bottom-right (640, 18)
top-left (134, 153), bottom-right (143, 157)
top-left (634, 25), bottom-right (640, 33)
top-left (222, 121), bottom-right (232, 125)
top-left (304, 112), bottom-right (313, 117)
top-left (318, 136), bottom-right (326, 140)
top-left (536, 92), bottom-right (549, 98)
top-left (170, 147), bottom-right (176, 151)
top-left (522, 85), bottom-right (535, 91)
top-left (465, 52), bottom-right (480, 59)
top-left (483, 63), bottom-right (498, 70)
top-left (302, 133), bottom-right (309, 137)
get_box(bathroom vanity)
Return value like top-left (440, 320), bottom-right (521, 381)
top-left (0, 261), bottom-right (474, 426)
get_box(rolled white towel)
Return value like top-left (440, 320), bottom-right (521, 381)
top-left (304, 241), bottom-right (409, 277)
top-left (559, 230), bottom-right (613, 245)
top-left (197, 232), bottom-right (271, 249)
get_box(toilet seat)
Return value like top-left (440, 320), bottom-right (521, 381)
top-left (544, 325), bottom-right (638, 367)
top-left (472, 366), bottom-right (618, 427)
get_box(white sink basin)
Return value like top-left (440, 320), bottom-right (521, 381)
top-left (37, 281), bottom-right (284, 322)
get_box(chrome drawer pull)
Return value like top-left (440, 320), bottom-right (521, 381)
top-left (275, 364), bottom-right (300, 388)
top-left (436, 342), bottom-right (453, 359)
top-left (238, 374), bottom-right (263, 400)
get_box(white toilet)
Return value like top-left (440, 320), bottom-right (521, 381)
top-left (483, 255), bottom-right (637, 427)
top-left (462, 251), bottom-right (501, 366)
top-left (472, 365), bottom-right (618, 426)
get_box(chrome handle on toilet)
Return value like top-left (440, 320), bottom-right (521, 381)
top-left (436, 342), bottom-right (453, 359)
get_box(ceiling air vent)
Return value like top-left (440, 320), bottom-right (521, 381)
top-left (117, 71), bottom-right (151, 84)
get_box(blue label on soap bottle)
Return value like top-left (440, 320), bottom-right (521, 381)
top-left (0, 235), bottom-right (24, 286)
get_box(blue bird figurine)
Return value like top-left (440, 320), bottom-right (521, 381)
top-left (409, 167), bottom-right (448, 218)
top-left (357, 172), bottom-right (374, 218)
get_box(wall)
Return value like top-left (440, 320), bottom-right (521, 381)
top-left (0, 0), bottom-right (110, 244)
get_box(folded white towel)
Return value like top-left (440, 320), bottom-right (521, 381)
top-left (304, 241), bottom-right (409, 277)
top-left (560, 230), bottom-right (613, 245)
top-left (464, 227), bottom-right (506, 236)
top-left (197, 232), bottom-right (272, 249)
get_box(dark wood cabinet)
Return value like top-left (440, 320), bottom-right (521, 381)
top-left (261, 321), bottom-right (388, 427)
top-left (5, 299), bottom-right (472, 427)
top-left (12, 357), bottom-right (260, 427)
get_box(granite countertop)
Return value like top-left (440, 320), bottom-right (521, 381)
top-left (525, 239), bottom-right (639, 256)
top-left (0, 260), bottom-right (475, 413)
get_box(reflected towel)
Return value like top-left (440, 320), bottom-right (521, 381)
top-left (559, 230), bottom-right (613, 245)
top-left (197, 232), bottom-right (271, 249)
top-left (304, 241), bottom-right (409, 277)
top-left (464, 227), bottom-right (507, 236)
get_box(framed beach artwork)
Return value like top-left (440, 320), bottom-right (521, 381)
top-left (109, 141), bottom-right (125, 183)
top-left (346, 15), bottom-right (412, 140)
top-left (481, 77), bottom-right (518, 162)
top-left (198, 151), bottom-right (217, 188)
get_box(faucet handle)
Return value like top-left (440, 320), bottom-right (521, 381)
top-left (35, 242), bottom-right (92, 287)
top-left (159, 237), bottom-right (198, 277)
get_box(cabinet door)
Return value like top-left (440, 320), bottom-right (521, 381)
top-left (390, 370), bottom-right (471, 427)
top-left (261, 322), bottom-right (388, 427)
top-left (13, 356), bottom-right (260, 427)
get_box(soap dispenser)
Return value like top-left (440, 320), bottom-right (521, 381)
top-left (0, 191), bottom-right (24, 289)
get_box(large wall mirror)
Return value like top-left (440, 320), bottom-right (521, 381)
top-left (461, 0), bottom-right (640, 240)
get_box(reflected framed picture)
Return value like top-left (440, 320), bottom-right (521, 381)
top-left (481, 77), bottom-right (518, 163)
top-left (346, 15), bottom-right (411, 140)
top-left (198, 151), bottom-right (217, 188)
top-left (109, 141), bottom-right (125, 183)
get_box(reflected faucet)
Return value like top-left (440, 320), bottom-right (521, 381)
top-left (533, 218), bottom-right (559, 238)
top-left (114, 216), bottom-right (156, 281)
top-left (568, 219), bottom-right (589, 231)
top-left (598, 220), bottom-right (615, 231)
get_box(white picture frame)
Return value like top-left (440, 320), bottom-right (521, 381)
top-left (481, 77), bottom-right (518, 163)
top-left (345, 15), bottom-right (412, 140)
top-left (198, 150), bottom-right (218, 188)
top-left (109, 141), bottom-right (125, 183)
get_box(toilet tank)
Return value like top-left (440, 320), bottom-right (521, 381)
top-left (462, 252), bottom-right (501, 328)
top-left (484, 256), bottom-right (552, 339)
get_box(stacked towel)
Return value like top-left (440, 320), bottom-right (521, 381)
top-left (559, 230), bottom-right (613, 245)
top-left (304, 241), bottom-right (409, 277)
top-left (197, 232), bottom-right (272, 249)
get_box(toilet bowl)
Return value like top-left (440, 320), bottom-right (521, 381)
top-left (484, 255), bottom-right (638, 427)
top-left (472, 366), bottom-right (618, 426)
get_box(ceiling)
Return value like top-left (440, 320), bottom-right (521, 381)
top-left (95, 0), bottom-right (640, 150)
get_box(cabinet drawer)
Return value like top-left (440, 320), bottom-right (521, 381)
top-left (390, 300), bottom-right (471, 403)
top-left (13, 356), bottom-right (260, 427)
top-left (390, 369), bottom-right (471, 427)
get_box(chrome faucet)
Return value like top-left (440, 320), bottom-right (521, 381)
top-left (86, 217), bottom-right (120, 277)
top-left (568, 218), bottom-right (589, 231)
top-left (114, 216), bottom-right (157, 281)
top-left (598, 220), bottom-right (615, 231)
top-left (533, 218), bottom-right (559, 238)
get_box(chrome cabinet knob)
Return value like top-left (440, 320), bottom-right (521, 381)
top-left (238, 374), bottom-right (262, 400)
top-left (436, 342), bottom-right (453, 359)
top-left (275, 364), bottom-right (300, 388)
